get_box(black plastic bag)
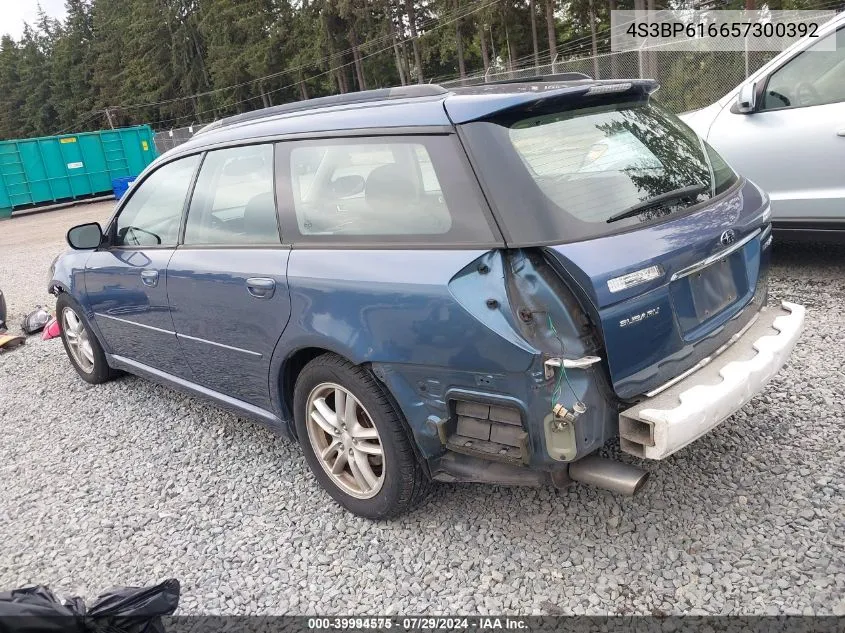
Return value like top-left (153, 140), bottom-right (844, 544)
top-left (0, 586), bottom-right (77, 633)
top-left (86, 579), bottom-right (180, 633)
top-left (0, 288), bottom-right (6, 332)
top-left (0, 579), bottom-right (179, 633)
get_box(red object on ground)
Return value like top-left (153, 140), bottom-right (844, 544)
top-left (42, 317), bottom-right (60, 340)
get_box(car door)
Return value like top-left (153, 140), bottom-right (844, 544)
top-left (85, 154), bottom-right (201, 376)
top-left (166, 143), bottom-right (291, 412)
top-left (706, 26), bottom-right (845, 227)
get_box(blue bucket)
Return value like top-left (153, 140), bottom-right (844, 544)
top-left (111, 176), bottom-right (136, 200)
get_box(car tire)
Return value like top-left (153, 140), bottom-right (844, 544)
top-left (293, 353), bottom-right (431, 519)
top-left (56, 294), bottom-right (119, 385)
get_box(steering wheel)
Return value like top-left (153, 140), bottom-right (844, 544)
top-left (794, 81), bottom-right (821, 107)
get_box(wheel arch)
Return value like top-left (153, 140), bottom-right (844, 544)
top-left (272, 346), bottom-right (431, 473)
top-left (277, 346), bottom-right (331, 432)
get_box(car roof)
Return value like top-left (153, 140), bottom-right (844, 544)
top-left (166, 77), bottom-right (657, 158)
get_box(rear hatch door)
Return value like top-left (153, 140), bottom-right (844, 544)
top-left (544, 182), bottom-right (769, 398)
top-left (450, 83), bottom-right (772, 397)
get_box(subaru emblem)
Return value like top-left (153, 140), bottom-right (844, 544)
top-left (720, 230), bottom-right (737, 247)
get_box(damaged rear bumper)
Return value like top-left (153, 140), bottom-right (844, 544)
top-left (619, 300), bottom-right (805, 460)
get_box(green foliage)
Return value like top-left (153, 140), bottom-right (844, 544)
top-left (0, 0), bottom-right (832, 139)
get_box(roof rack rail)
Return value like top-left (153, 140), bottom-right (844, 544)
top-left (197, 84), bottom-right (449, 135)
top-left (451, 72), bottom-right (593, 87)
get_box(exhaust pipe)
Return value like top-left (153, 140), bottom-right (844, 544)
top-left (568, 456), bottom-right (649, 496)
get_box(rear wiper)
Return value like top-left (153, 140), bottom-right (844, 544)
top-left (606, 184), bottom-right (707, 223)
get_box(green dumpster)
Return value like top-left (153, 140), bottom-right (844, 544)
top-left (0, 125), bottom-right (158, 219)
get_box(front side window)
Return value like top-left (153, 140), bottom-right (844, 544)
top-left (184, 144), bottom-right (279, 245)
top-left (463, 99), bottom-right (738, 243)
top-left (283, 136), bottom-right (498, 245)
top-left (761, 27), bottom-right (845, 111)
top-left (114, 154), bottom-right (201, 247)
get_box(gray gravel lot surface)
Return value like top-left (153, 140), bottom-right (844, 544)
top-left (0, 201), bottom-right (843, 615)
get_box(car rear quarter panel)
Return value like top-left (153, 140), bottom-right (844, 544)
top-left (270, 249), bottom-right (540, 456)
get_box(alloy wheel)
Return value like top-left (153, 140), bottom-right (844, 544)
top-left (305, 382), bottom-right (385, 499)
top-left (62, 307), bottom-right (95, 374)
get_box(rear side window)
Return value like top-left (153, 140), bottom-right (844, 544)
top-left (462, 100), bottom-right (739, 244)
top-left (114, 154), bottom-right (200, 247)
top-left (279, 136), bottom-right (499, 246)
top-left (184, 144), bottom-right (278, 245)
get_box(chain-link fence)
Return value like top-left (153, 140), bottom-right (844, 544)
top-left (153, 126), bottom-right (198, 154)
top-left (150, 50), bottom-right (762, 152)
top-left (440, 47), bottom-right (781, 113)
top-left (441, 9), bottom-right (838, 112)
top-left (151, 10), bottom-right (828, 149)
top-left (150, 49), bottom-right (777, 149)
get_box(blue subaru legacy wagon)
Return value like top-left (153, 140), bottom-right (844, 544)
top-left (51, 80), bottom-right (805, 518)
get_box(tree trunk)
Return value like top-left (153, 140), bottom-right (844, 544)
top-left (588, 0), bottom-right (599, 79)
top-left (545, 0), bottom-right (556, 60)
top-left (299, 77), bottom-right (309, 100)
top-left (406, 0), bottom-right (423, 83)
top-left (455, 20), bottom-right (466, 78)
top-left (479, 25), bottom-right (490, 74)
top-left (322, 13), bottom-right (346, 93)
top-left (349, 25), bottom-right (367, 91)
top-left (339, 62), bottom-right (350, 94)
top-left (189, 28), bottom-right (216, 117)
top-left (609, 0), bottom-right (619, 78)
top-left (392, 33), bottom-right (407, 85)
top-left (400, 39), bottom-right (412, 83)
top-left (529, 0), bottom-right (539, 68)
top-left (506, 24), bottom-right (516, 77)
top-left (633, 0), bottom-right (645, 78)
top-left (389, 2), bottom-right (407, 85)
top-left (646, 0), bottom-right (656, 78)
top-left (354, 45), bottom-right (367, 90)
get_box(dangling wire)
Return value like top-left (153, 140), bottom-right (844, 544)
top-left (547, 314), bottom-right (584, 407)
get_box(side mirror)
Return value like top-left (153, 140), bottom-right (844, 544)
top-left (67, 222), bottom-right (104, 250)
top-left (736, 83), bottom-right (757, 114)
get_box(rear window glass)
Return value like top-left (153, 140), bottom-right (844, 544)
top-left (280, 135), bottom-right (500, 246)
top-left (464, 100), bottom-right (738, 243)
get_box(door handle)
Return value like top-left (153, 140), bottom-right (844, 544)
top-left (140, 270), bottom-right (159, 287)
top-left (837, 128), bottom-right (845, 137)
top-left (246, 277), bottom-right (275, 299)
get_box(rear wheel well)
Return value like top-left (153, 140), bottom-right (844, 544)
top-left (281, 348), bottom-right (430, 475)
top-left (281, 347), bottom-right (332, 425)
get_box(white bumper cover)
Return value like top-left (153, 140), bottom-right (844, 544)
top-left (619, 301), bottom-right (805, 460)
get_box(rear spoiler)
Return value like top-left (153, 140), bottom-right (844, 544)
top-left (443, 79), bottom-right (659, 124)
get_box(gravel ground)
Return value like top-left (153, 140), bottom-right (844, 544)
top-left (0, 201), bottom-right (843, 615)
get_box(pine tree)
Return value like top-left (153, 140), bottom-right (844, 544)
top-left (0, 36), bottom-right (24, 139)
top-left (50, 0), bottom-right (95, 132)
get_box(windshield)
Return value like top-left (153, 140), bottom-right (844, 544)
top-left (463, 99), bottom-right (738, 244)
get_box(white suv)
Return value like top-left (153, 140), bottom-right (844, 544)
top-left (682, 12), bottom-right (845, 241)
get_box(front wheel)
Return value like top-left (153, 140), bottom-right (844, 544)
top-left (57, 294), bottom-right (118, 385)
top-left (293, 354), bottom-right (430, 519)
